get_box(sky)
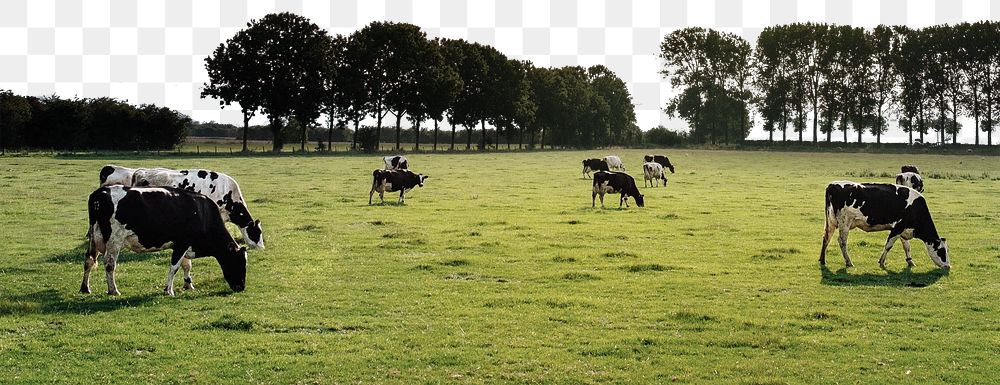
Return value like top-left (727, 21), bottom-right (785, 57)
top-left (0, 0), bottom-right (998, 143)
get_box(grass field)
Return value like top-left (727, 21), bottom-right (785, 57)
top-left (1, 149), bottom-right (998, 384)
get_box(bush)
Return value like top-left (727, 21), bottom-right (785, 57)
top-left (644, 126), bottom-right (688, 146)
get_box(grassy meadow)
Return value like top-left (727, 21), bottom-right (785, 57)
top-left (1, 149), bottom-right (998, 384)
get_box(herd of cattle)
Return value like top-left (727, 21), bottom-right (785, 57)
top-left (78, 155), bottom-right (951, 297)
top-left (584, 154), bottom-right (677, 208)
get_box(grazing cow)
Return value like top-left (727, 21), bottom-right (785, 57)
top-left (602, 155), bottom-right (626, 171)
top-left (83, 186), bottom-right (247, 296)
top-left (131, 168), bottom-right (264, 250)
top-left (901, 165), bottom-right (920, 174)
top-left (383, 155), bottom-right (409, 170)
top-left (643, 155), bottom-right (676, 174)
top-left (582, 158), bottom-right (610, 178)
top-left (895, 172), bottom-right (924, 193)
top-left (592, 171), bottom-right (644, 208)
top-left (642, 162), bottom-right (667, 187)
top-left (369, 169), bottom-right (428, 204)
top-left (99, 165), bottom-right (137, 186)
top-left (821, 181), bottom-right (949, 269)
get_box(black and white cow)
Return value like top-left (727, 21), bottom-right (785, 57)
top-left (642, 162), bottom-right (667, 187)
top-left (592, 171), bottom-right (644, 208)
top-left (895, 172), bottom-right (924, 193)
top-left (901, 164), bottom-right (920, 174)
top-left (98, 165), bottom-right (171, 187)
top-left (821, 181), bottom-right (949, 269)
top-left (369, 169), bottom-right (428, 204)
top-left (603, 155), bottom-right (626, 171)
top-left (582, 158), bottom-right (610, 178)
top-left (83, 186), bottom-right (247, 296)
top-left (130, 168), bottom-right (264, 250)
top-left (643, 154), bottom-right (676, 174)
top-left (383, 155), bottom-right (409, 170)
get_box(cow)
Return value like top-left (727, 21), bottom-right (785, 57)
top-left (821, 181), bottom-right (949, 269)
top-left (895, 172), bottom-right (924, 193)
top-left (582, 158), bottom-right (610, 178)
top-left (98, 165), bottom-right (171, 187)
top-left (644, 154), bottom-right (676, 174)
top-left (642, 162), bottom-right (667, 187)
top-left (369, 169), bottom-right (428, 204)
top-left (901, 165), bottom-right (920, 174)
top-left (383, 155), bottom-right (409, 170)
top-left (592, 171), bottom-right (644, 208)
top-left (83, 186), bottom-right (247, 296)
top-left (603, 155), bottom-right (626, 171)
top-left (131, 168), bottom-right (264, 250)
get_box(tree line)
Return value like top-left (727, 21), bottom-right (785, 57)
top-left (661, 22), bottom-right (1000, 146)
top-left (0, 91), bottom-right (190, 152)
top-left (202, 13), bottom-right (640, 153)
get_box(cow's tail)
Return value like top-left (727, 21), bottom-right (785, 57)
top-left (823, 186), bottom-right (837, 234)
top-left (87, 188), bottom-right (114, 255)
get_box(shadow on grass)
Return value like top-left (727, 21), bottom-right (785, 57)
top-left (47, 241), bottom-right (162, 264)
top-left (0, 289), bottom-right (159, 315)
top-left (819, 265), bottom-right (949, 287)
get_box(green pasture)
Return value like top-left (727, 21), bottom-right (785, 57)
top-left (1, 150), bottom-right (998, 384)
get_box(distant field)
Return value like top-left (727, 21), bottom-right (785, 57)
top-left (1, 150), bottom-right (998, 384)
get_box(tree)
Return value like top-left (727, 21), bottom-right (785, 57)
top-left (0, 91), bottom-right (31, 153)
top-left (202, 27), bottom-right (262, 152)
top-left (868, 25), bottom-right (900, 144)
top-left (421, 38), bottom-right (462, 151)
top-left (441, 39), bottom-right (490, 150)
top-left (228, 12), bottom-right (333, 152)
top-left (588, 65), bottom-right (635, 147)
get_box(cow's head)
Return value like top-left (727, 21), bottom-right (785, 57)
top-left (419, 174), bottom-right (429, 187)
top-left (218, 243), bottom-right (247, 292)
top-left (634, 194), bottom-right (645, 207)
top-left (924, 238), bottom-right (950, 269)
top-left (241, 219), bottom-right (265, 250)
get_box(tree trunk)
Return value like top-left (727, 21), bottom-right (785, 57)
top-left (351, 119), bottom-right (359, 150)
top-left (327, 115), bottom-right (334, 152)
top-left (413, 120), bottom-right (420, 151)
top-left (812, 95), bottom-right (818, 143)
top-left (907, 117), bottom-right (912, 145)
top-left (466, 124), bottom-right (472, 150)
top-left (518, 125), bottom-right (523, 150)
top-left (480, 120), bottom-right (487, 151)
top-left (395, 113), bottom-right (402, 151)
top-left (241, 109), bottom-right (250, 153)
top-left (433, 119), bottom-right (439, 151)
top-left (974, 104), bottom-right (980, 146)
top-left (300, 116), bottom-right (307, 153)
top-left (451, 123), bottom-right (457, 150)
top-left (952, 93), bottom-right (959, 145)
top-left (918, 107), bottom-right (925, 143)
top-left (376, 107), bottom-right (384, 152)
top-left (270, 118), bottom-right (283, 152)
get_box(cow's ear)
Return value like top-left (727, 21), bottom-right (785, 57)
top-left (254, 219), bottom-right (260, 225)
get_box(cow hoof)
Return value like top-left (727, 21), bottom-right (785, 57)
top-left (164, 289), bottom-right (175, 296)
top-left (107, 290), bottom-right (121, 296)
top-left (906, 260), bottom-right (916, 267)
top-left (80, 287), bottom-right (91, 294)
top-left (183, 282), bottom-right (195, 290)
top-left (845, 263), bottom-right (854, 268)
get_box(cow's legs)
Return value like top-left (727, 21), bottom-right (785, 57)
top-left (81, 236), bottom-right (100, 294)
top-left (878, 231), bottom-right (903, 269)
top-left (368, 187), bottom-right (375, 205)
top-left (163, 246), bottom-right (188, 296)
top-left (379, 189), bottom-right (385, 203)
top-left (620, 193), bottom-right (629, 208)
top-left (837, 226), bottom-right (853, 267)
top-left (592, 191), bottom-right (597, 207)
top-left (398, 190), bottom-right (404, 203)
top-left (819, 221), bottom-right (836, 265)
top-left (902, 239), bottom-right (915, 266)
top-left (599, 192), bottom-right (606, 208)
top-left (181, 253), bottom-right (195, 290)
top-left (103, 243), bottom-right (123, 296)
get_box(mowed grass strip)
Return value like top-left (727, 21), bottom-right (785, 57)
top-left (0, 149), bottom-right (998, 384)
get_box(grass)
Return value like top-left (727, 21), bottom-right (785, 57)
top-left (1, 149), bottom-right (999, 384)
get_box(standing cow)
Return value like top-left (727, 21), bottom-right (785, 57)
top-left (895, 172), bottom-right (924, 193)
top-left (642, 162), bottom-right (667, 187)
top-left (821, 181), bottom-right (949, 269)
top-left (582, 158), bottom-right (610, 178)
top-left (383, 155), bottom-right (409, 170)
top-left (83, 186), bottom-right (247, 296)
top-left (643, 155), bottom-right (676, 174)
top-left (369, 169), bottom-right (429, 204)
top-left (602, 155), bottom-right (626, 171)
top-left (592, 171), bottom-right (644, 208)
